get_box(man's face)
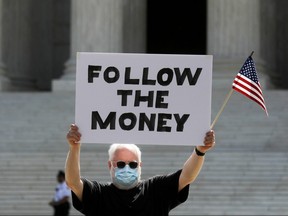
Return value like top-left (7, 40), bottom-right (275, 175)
top-left (109, 148), bottom-right (140, 169)
top-left (108, 148), bottom-right (142, 188)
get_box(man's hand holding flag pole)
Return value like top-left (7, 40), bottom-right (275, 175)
top-left (210, 51), bottom-right (268, 129)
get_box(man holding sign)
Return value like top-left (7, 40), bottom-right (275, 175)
top-left (65, 53), bottom-right (215, 215)
top-left (65, 124), bottom-right (215, 215)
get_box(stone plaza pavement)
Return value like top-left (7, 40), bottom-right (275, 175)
top-left (0, 75), bottom-right (287, 215)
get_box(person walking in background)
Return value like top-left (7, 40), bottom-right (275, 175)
top-left (49, 170), bottom-right (71, 216)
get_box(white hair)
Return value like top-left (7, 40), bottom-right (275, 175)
top-left (108, 143), bottom-right (141, 162)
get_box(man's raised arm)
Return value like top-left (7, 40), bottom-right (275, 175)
top-left (178, 130), bottom-right (215, 192)
top-left (65, 124), bottom-right (84, 201)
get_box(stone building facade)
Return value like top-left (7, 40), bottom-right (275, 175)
top-left (0, 0), bottom-right (287, 91)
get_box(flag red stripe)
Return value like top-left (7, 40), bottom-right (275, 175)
top-left (232, 86), bottom-right (267, 111)
top-left (234, 74), bottom-right (263, 95)
top-left (232, 85), bottom-right (267, 112)
top-left (232, 79), bottom-right (265, 105)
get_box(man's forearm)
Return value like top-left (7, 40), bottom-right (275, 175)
top-left (179, 131), bottom-right (215, 191)
top-left (182, 150), bottom-right (205, 183)
top-left (178, 149), bottom-right (205, 191)
top-left (65, 146), bottom-right (81, 190)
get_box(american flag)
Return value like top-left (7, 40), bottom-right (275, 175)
top-left (232, 56), bottom-right (268, 116)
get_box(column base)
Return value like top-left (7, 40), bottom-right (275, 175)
top-left (212, 57), bottom-right (269, 90)
top-left (52, 56), bottom-right (76, 92)
top-left (0, 76), bottom-right (11, 91)
top-left (52, 79), bottom-right (75, 92)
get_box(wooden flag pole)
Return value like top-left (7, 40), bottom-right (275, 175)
top-left (210, 51), bottom-right (255, 129)
top-left (210, 88), bottom-right (233, 129)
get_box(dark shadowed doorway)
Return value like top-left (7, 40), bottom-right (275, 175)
top-left (147, 0), bottom-right (207, 54)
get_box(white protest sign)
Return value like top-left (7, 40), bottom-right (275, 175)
top-left (75, 52), bottom-right (212, 146)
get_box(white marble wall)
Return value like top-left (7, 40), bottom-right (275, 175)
top-left (207, 0), bottom-right (260, 59)
top-left (54, 0), bottom-right (146, 91)
top-left (64, 0), bottom-right (146, 79)
top-left (63, 0), bottom-right (124, 79)
top-left (0, 2), bottom-right (9, 91)
top-left (207, 0), bottom-right (288, 88)
top-left (122, 0), bottom-right (146, 53)
top-left (0, 0), bottom-right (286, 91)
top-left (0, 0), bottom-right (6, 79)
top-left (207, 0), bottom-right (263, 83)
top-left (2, 0), bottom-right (34, 89)
top-left (260, 0), bottom-right (288, 88)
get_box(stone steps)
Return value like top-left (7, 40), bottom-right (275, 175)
top-left (0, 150), bottom-right (287, 215)
top-left (0, 86), bottom-right (288, 215)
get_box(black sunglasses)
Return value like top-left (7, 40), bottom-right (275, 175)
top-left (113, 161), bottom-right (138, 169)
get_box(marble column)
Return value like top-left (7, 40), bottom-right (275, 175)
top-left (0, 0), bottom-right (10, 91)
top-left (2, 0), bottom-right (54, 91)
top-left (122, 0), bottom-right (146, 53)
top-left (53, 0), bottom-right (146, 91)
top-left (274, 1), bottom-right (288, 89)
top-left (2, 0), bottom-right (35, 90)
top-left (260, 0), bottom-right (288, 89)
top-left (207, 0), bottom-right (263, 84)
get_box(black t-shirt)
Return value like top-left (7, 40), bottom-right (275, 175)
top-left (72, 169), bottom-right (190, 216)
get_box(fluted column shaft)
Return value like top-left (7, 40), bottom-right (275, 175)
top-left (206, 0), bottom-right (265, 87)
top-left (207, 0), bottom-right (260, 60)
top-left (64, 0), bottom-right (123, 76)
top-left (54, 0), bottom-right (146, 91)
top-left (0, 0), bottom-right (9, 90)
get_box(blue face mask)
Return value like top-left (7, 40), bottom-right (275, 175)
top-left (112, 165), bottom-right (139, 190)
